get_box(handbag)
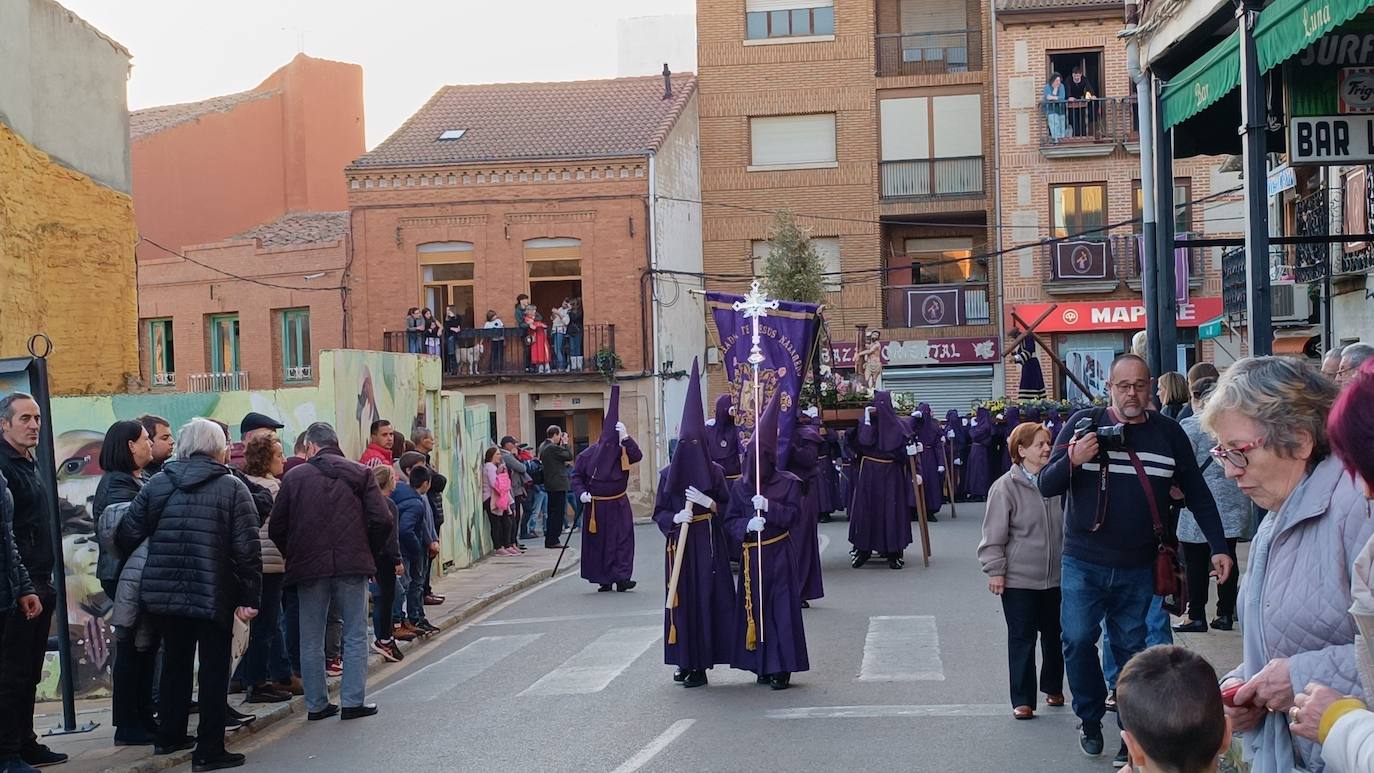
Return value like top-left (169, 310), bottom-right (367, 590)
top-left (1125, 448), bottom-right (1188, 616)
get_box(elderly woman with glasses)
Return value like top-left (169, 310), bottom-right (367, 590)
top-left (1202, 357), bottom-right (1374, 773)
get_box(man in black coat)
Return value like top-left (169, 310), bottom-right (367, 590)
top-left (270, 422), bottom-right (392, 722)
top-left (538, 425), bottom-right (574, 548)
top-left (0, 392), bottom-right (65, 771)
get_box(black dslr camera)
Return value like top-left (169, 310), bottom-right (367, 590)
top-left (1074, 416), bottom-right (1126, 453)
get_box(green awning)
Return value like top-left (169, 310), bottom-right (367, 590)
top-left (1254, 0), bottom-right (1374, 71)
top-left (1160, 32), bottom-right (1240, 130)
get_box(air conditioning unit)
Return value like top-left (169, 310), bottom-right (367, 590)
top-left (1271, 282), bottom-right (1314, 323)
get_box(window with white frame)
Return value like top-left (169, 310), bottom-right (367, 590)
top-left (751, 237), bottom-right (841, 290)
top-left (749, 114), bottom-right (837, 170)
top-left (745, 0), bottom-right (835, 40)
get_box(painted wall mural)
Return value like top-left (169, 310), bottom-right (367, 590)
top-left (0, 350), bottom-right (490, 701)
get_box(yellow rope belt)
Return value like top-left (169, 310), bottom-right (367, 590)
top-left (742, 531), bottom-right (790, 652)
top-left (665, 513), bottom-right (713, 645)
top-left (587, 492), bottom-right (625, 534)
top-left (725, 473), bottom-right (742, 480)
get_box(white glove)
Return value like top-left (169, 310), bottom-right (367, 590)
top-left (906, 444), bottom-right (919, 456)
top-left (946, 430), bottom-right (956, 439)
top-left (863, 406), bottom-right (874, 425)
top-left (996, 413), bottom-right (1004, 421)
top-left (673, 508), bottom-right (693, 525)
top-left (938, 466), bottom-right (945, 473)
top-left (954, 458), bottom-right (962, 466)
top-left (616, 421), bottom-right (628, 441)
top-left (804, 406), bottom-right (819, 419)
top-left (580, 491), bottom-right (592, 503)
top-left (913, 410), bottom-right (923, 419)
top-left (915, 475), bottom-right (923, 486)
top-left (970, 418), bottom-right (978, 427)
top-left (705, 418), bottom-right (716, 427)
top-left (751, 494), bottom-right (769, 512)
top-left (746, 515), bottom-right (766, 533)
top-left (962, 418), bottom-right (969, 426)
top-left (684, 486), bottom-right (713, 508)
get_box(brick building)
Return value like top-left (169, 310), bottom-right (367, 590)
top-left (345, 72), bottom-right (703, 501)
top-left (993, 0), bottom-right (1243, 400)
top-left (132, 53), bottom-right (365, 391)
top-left (697, 0), bottom-right (1002, 411)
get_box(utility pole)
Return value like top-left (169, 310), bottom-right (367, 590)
top-left (1238, 0), bottom-right (1273, 355)
top-left (1154, 77), bottom-right (1178, 373)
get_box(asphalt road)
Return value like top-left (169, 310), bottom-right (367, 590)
top-left (197, 504), bottom-right (1121, 773)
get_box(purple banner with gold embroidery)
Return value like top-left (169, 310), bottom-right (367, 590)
top-left (707, 291), bottom-right (820, 469)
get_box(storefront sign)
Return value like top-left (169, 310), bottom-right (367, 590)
top-left (827, 336), bottom-right (999, 368)
top-left (1340, 67), bottom-right (1374, 112)
top-left (1290, 114), bottom-right (1374, 164)
top-left (1268, 164), bottom-right (1297, 196)
top-left (1198, 316), bottom-right (1224, 340)
top-left (1007, 297), bottom-right (1224, 334)
top-left (1052, 240), bottom-right (1112, 281)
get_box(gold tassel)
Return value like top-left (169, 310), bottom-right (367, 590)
top-left (667, 541), bottom-right (678, 644)
top-left (588, 500), bottom-right (597, 534)
top-left (743, 545), bottom-right (757, 652)
top-left (620, 447), bottom-right (630, 472)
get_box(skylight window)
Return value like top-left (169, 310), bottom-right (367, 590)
top-left (438, 129), bottom-right (467, 140)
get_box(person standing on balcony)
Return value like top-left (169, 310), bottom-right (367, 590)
top-left (526, 309), bottom-right (551, 374)
top-left (404, 308), bottom-right (423, 354)
top-left (551, 299), bottom-right (571, 372)
top-left (483, 311), bottom-right (505, 373)
top-left (1065, 66), bottom-right (1097, 137)
top-left (568, 297), bottom-right (585, 371)
top-left (1043, 73), bottom-right (1069, 143)
top-left (443, 306), bottom-right (462, 377)
top-left (515, 294), bottom-right (532, 373)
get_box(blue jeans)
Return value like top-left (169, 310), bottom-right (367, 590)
top-left (406, 332), bottom-right (422, 354)
top-left (391, 548), bottom-right (426, 624)
top-left (297, 575), bottom-right (369, 713)
top-left (1101, 595), bottom-right (1173, 688)
top-left (569, 333), bottom-right (583, 362)
top-left (281, 585), bottom-right (301, 676)
top-left (524, 486), bottom-right (547, 538)
top-left (552, 331), bottom-right (567, 369)
top-left (241, 573), bottom-right (291, 685)
top-left (569, 491), bottom-right (583, 529)
top-left (1060, 555), bottom-right (1153, 729)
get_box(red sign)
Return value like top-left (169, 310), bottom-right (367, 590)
top-left (1008, 297), bottom-right (1224, 334)
top-left (828, 336), bottom-right (999, 368)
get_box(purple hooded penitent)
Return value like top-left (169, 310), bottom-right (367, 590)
top-left (965, 406), bottom-right (993, 499)
top-left (946, 408), bottom-right (970, 499)
top-left (573, 384), bottom-right (643, 586)
top-left (787, 415), bottom-right (826, 601)
top-left (724, 390), bottom-right (809, 676)
top-left (910, 402), bottom-right (943, 516)
top-left (652, 358), bottom-right (735, 671)
top-left (707, 394), bottom-right (744, 480)
top-left (847, 391), bottom-right (915, 556)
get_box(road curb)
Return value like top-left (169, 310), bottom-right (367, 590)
top-left (103, 557), bottom-right (574, 773)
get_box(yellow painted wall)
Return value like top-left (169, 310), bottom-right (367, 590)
top-left (0, 121), bottom-right (137, 394)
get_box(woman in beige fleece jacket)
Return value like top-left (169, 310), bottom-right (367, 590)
top-left (978, 421), bottom-right (1065, 720)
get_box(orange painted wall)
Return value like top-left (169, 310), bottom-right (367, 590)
top-left (132, 54), bottom-right (364, 260)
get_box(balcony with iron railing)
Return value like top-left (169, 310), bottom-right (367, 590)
top-left (151, 372), bottom-right (175, 388)
top-left (875, 29), bottom-right (982, 77)
top-left (382, 324), bottom-right (617, 379)
top-left (880, 156), bottom-right (983, 200)
top-left (883, 282), bottom-right (991, 328)
top-left (1042, 233), bottom-right (1204, 296)
top-left (1039, 97), bottom-right (1139, 158)
top-left (187, 372), bottom-right (249, 393)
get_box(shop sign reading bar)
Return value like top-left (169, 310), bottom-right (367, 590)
top-left (1291, 114), bottom-right (1374, 164)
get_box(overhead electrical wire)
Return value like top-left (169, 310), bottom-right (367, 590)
top-left (139, 236), bottom-right (348, 292)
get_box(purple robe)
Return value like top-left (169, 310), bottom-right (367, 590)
top-left (848, 394), bottom-right (915, 556)
top-left (965, 407), bottom-right (993, 499)
top-left (786, 422), bottom-right (825, 601)
top-left (724, 473), bottom-right (809, 676)
top-left (572, 437), bottom-right (642, 585)
top-left (946, 409), bottom-right (970, 499)
top-left (909, 403), bottom-right (944, 515)
top-left (806, 417), bottom-right (844, 515)
top-left (1045, 409), bottom-right (1063, 440)
top-left (991, 408), bottom-right (1014, 478)
top-left (838, 429), bottom-right (856, 513)
top-left (707, 395), bottom-right (744, 481)
top-left (653, 467), bottom-right (735, 670)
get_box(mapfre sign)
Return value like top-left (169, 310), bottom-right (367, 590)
top-left (1290, 115), bottom-right (1374, 164)
top-left (1008, 297), bottom-right (1224, 334)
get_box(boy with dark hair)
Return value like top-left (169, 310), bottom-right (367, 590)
top-left (389, 466), bottom-right (437, 638)
top-left (1117, 645), bottom-right (1231, 773)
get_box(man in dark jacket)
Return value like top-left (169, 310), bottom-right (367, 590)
top-left (410, 428), bottom-right (446, 605)
top-left (270, 422), bottom-right (391, 722)
top-left (0, 392), bottom-right (65, 771)
top-left (0, 477), bottom-right (38, 622)
top-left (538, 426), bottom-right (574, 549)
top-left (115, 417), bottom-right (262, 770)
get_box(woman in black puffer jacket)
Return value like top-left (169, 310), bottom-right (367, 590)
top-left (116, 418), bottom-right (261, 770)
top-left (92, 420), bottom-right (155, 746)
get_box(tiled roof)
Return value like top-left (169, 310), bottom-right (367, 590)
top-left (234, 212), bottom-right (349, 248)
top-left (350, 73), bottom-right (698, 169)
top-left (130, 89), bottom-right (279, 140)
top-left (996, 0), bottom-right (1121, 11)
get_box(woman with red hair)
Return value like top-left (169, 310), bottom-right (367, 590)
top-left (1290, 358), bottom-right (1374, 772)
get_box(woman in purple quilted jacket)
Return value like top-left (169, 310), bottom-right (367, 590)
top-left (1203, 357), bottom-right (1374, 773)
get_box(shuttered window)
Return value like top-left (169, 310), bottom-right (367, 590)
top-left (879, 95), bottom-right (981, 161)
top-left (882, 366), bottom-right (995, 416)
top-left (900, 0), bottom-right (967, 34)
top-left (749, 114), bottom-right (837, 169)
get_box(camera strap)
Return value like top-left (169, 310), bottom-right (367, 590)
top-left (1090, 407), bottom-right (1109, 532)
top-left (1124, 449), bottom-right (1165, 541)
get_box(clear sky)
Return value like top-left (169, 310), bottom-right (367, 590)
top-left (60, 0), bottom-right (696, 149)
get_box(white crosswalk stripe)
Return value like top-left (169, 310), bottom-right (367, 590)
top-left (518, 626), bottom-right (662, 697)
top-left (377, 634), bottom-right (542, 702)
top-left (858, 615), bottom-right (945, 682)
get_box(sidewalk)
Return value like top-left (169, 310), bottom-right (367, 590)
top-left (41, 546), bottom-right (577, 773)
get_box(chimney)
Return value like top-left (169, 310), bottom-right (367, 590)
top-left (662, 63), bottom-right (672, 100)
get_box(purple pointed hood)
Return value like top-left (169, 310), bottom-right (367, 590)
top-left (869, 390), bottom-right (910, 454)
top-left (707, 394), bottom-right (737, 450)
top-left (666, 359), bottom-right (714, 493)
top-left (587, 384), bottom-right (625, 480)
top-left (743, 389), bottom-right (781, 486)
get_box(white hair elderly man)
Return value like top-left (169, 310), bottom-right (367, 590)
top-left (1338, 342), bottom-right (1374, 388)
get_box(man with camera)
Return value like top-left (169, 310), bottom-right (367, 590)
top-left (1039, 354), bottom-right (1234, 764)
